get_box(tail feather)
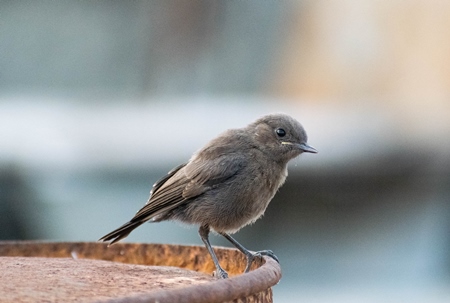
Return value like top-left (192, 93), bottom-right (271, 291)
top-left (99, 220), bottom-right (145, 246)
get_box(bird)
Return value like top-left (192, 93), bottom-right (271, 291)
top-left (99, 113), bottom-right (317, 278)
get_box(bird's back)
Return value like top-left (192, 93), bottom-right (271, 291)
top-left (167, 130), bottom-right (289, 233)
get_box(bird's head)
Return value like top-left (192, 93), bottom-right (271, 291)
top-left (249, 113), bottom-right (317, 164)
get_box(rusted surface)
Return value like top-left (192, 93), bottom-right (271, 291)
top-left (0, 241), bottom-right (259, 275)
top-left (0, 257), bottom-right (212, 303)
top-left (0, 241), bottom-right (281, 303)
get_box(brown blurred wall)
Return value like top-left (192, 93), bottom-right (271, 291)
top-left (273, 1), bottom-right (450, 107)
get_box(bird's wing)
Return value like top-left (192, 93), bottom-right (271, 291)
top-left (132, 163), bottom-right (188, 221)
top-left (98, 164), bottom-right (188, 244)
top-left (147, 163), bottom-right (187, 202)
top-left (183, 152), bottom-right (247, 198)
top-left (131, 153), bottom-right (247, 222)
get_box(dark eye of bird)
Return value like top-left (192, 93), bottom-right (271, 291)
top-left (275, 128), bottom-right (286, 137)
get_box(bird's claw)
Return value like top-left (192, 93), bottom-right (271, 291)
top-left (213, 268), bottom-right (229, 279)
top-left (244, 250), bottom-right (279, 272)
top-left (258, 249), bottom-right (279, 263)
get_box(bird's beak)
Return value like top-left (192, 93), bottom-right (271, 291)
top-left (281, 142), bottom-right (318, 153)
top-left (298, 143), bottom-right (318, 153)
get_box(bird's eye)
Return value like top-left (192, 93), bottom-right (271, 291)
top-left (275, 128), bottom-right (286, 137)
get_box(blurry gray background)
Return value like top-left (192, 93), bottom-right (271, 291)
top-left (1, 1), bottom-right (450, 302)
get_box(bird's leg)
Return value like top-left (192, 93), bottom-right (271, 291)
top-left (198, 225), bottom-right (228, 279)
top-left (220, 232), bottom-right (279, 273)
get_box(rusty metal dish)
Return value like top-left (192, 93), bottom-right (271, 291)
top-left (0, 241), bottom-right (281, 303)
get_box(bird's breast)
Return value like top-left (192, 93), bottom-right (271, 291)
top-left (250, 164), bottom-right (288, 217)
top-left (211, 161), bottom-right (288, 233)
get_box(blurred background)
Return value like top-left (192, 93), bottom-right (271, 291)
top-left (1, 0), bottom-right (449, 302)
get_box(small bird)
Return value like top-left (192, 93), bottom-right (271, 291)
top-left (99, 113), bottom-right (317, 278)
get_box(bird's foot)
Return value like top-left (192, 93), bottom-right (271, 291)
top-left (213, 268), bottom-right (229, 279)
top-left (244, 250), bottom-right (279, 273)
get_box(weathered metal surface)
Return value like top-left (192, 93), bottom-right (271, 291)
top-left (0, 256), bottom-right (213, 303)
top-left (0, 241), bottom-right (281, 303)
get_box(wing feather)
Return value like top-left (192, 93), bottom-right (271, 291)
top-left (99, 142), bottom-right (248, 244)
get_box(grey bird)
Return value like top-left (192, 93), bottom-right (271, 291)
top-left (99, 113), bottom-right (317, 278)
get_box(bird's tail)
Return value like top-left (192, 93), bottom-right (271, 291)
top-left (98, 220), bottom-right (144, 246)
